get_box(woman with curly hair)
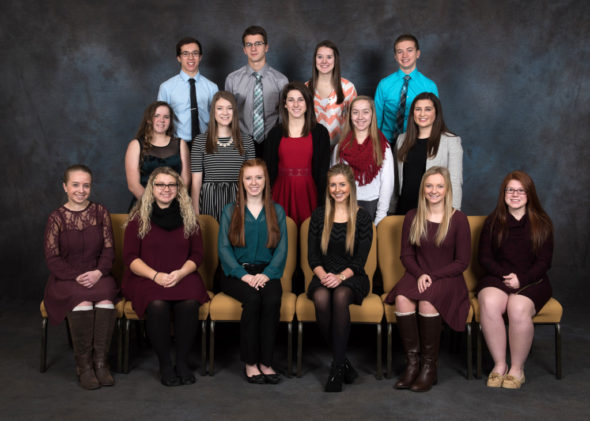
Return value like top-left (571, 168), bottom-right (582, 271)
top-left (122, 167), bottom-right (209, 387)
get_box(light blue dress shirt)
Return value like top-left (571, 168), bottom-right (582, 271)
top-left (157, 70), bottom-right (219, 141)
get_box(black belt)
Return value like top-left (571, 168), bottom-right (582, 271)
top-left (242, 263), bottom-right (268, 275)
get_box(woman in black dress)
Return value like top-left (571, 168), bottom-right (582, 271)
top-left (307, 163), bottom-right (373, 392)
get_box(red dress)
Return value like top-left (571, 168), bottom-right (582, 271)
top-left (385, 209), bottom-right (471, 331)
top-left (122, 218), bottom-right (210, 318)
top-left (43, 203), bottom-right (118, 325)
top-left (272, 134), bottom-right (317, 226)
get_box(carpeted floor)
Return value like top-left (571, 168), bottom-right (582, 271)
top-left (1, 300), bottom-right (589, 420)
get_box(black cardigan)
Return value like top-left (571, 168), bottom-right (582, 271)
top-left (263, 124), bottom-right (331, 203)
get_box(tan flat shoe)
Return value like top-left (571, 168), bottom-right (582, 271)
top-left (486, 371), bottom-right (505, 388)
top-left (502, 373), bottom-right (525, 389)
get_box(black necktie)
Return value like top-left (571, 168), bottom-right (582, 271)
top-left (189, 78), bottom-right (200, 139)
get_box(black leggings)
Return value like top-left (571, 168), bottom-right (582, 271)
top-left (145, 299), bottom-right (199, 376)
top-left (312, 285), bottom-right (354, 365)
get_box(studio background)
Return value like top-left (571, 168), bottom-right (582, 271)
top-left (1, 0), bottom-right (588, 312)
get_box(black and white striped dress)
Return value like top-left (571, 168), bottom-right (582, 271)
top-left (190, 133), bottom-right (255, 220)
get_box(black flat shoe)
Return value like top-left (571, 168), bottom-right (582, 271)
top-left (343, 358), bottom-right (358, 384)
top-left (244, 369), bottom-right (266, 384)
top-left (262, 372), bottom-right (281, 385)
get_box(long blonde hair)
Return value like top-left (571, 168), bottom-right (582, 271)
top-left (321, 164), bottom-right (358, 255)
top-left (409, 166), bottom-right (454, 246)
top-left (126, 167), bottom-right (198, 239)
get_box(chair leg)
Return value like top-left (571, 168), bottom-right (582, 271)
top-left (555, 323), bottom-right (562, 379)
top-left (296, 322), bottom-right (303, 377)
top-left (209, 321), bottom-right (215, 376)
top-left (123, 318), bottom-right (131, 374)
top-left (287, 322), bottom-right (293, 378)
top-left (476, 323), bottom-right (482, 379)
top-left (386, 323), bottom-right (392, 379)
top-left (40, 317), bottom-right (48, 373)
top-left (116, 318), bottom-right (123, 373)
top-left (200, 320), bottom-right (207, 376)
top-left (466, 322), bottom-right (473, 379)
top-left (376, 322), bottom-right (383, 380)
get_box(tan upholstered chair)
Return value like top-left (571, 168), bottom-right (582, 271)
top-left (122, 214), bottom-right (218, 375)
top-left (296, 217), bottom-right (383, 379)
top-left (40, 213), bottom-right (127, 373)
top-left (470, 216), bottom-right (563, 379)
top-left (379, 215), bottom-right (476, 380)
top-left (208, 216), bottom-right (297, 376)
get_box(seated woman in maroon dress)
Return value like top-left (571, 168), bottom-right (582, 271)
top-left (477, 171), bottom-right (553, 389)
top-left (264, 81), bottom-right (330, 225)
top-left (385, 166), bottom-right (471, 392)
top-left (122, 166), bottom-right (209, 387)
top-left (44, 164), bottom-right (118, 390)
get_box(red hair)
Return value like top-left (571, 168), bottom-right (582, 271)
top-left (228, 159), bottom-right (280, 248)
top-left (489, 170), bottom-right (553, 253)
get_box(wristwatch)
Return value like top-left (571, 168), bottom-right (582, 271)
top-left (339, 273), bottom-right (346, 281)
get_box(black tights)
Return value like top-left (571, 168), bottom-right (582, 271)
top-left (312, 285), bottom-right (354, 365)
top-left (145, 300), bottom-right (199, 377)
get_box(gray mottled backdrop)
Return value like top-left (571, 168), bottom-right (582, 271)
top-left (1, 0), bottom-right (588, 308)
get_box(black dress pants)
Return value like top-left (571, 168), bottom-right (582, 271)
top-left (220, 275), bottom-right (282, 365)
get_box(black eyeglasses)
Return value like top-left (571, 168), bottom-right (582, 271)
top-left (154, 183), bottom-right (178, 190)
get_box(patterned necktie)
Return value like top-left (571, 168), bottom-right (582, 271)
top-left (393, 75), bottom-right (411, 143)
top-left (253, 72), bottom-right (265, 143)
top-left (189, 78), bottom-right (200, 139)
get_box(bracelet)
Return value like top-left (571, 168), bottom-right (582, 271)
top-left (152, 272), bottom-right (159, 282)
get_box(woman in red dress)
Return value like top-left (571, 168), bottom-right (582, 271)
top-left (122, 167), bottom-right (209, 386)
top-left (44, 165), bottom-right (118, 390)
top-left (385, 166), bottom-right (471, 392)
top-left (264, 81), bottom-right (330, 225)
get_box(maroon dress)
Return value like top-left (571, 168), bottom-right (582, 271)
top-left (477, 213), bottom-right (553, 313)
top-left (43, 203), bottom-right (118, 325)
top-left (385, 209), bottom-right (471, 331)
top-left (272, 133), bottom-right (318, 226)
top-left (122, 218), bottom-right (209, 318)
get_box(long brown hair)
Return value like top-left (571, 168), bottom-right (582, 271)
top-left (279, 81), bottom-right (316, 137)
top-left (228, 159), bottom-right (280, 248)
top-left (205, 91), bottom-right (244, 155)
top-left (489, 170), bottom-right (553, 253)
top-left (134, 101), bottom-right (176, 165)
top-left (126, 167), bottom-right (198, 239)
top-left (307, 40), bottom-right (344, 104)
top-left (397, 92), bottom-right (454, 162)
top-left (337, 96), bottom-right (384, 166)
top-left (321, 164), bottom-right (358, 255)
top-left (409, 166), bottom-right (454, 246)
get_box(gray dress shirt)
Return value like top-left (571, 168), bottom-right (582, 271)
top-left (225, 63), bottom-right (288, 143)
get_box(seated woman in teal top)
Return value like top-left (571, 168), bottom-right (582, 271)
top-left (218, 158), bottom-right (287, 384)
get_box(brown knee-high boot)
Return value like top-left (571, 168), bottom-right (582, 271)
top-left (67, 310), bottom-right (100, 390)
top-left (93, 307), bottom-right (116, 386)
top-left (394, 313), bottom-right (420, 389)
top-left (410, 314), bottom-right (441, 392)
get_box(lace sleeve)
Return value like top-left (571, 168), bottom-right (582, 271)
top-left (96, 204), bottom-right (114, 275)
top-left (44, 211), bottom-right (80, 280)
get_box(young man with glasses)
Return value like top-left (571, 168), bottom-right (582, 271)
top-left (158, 37), bottom-right (219, 147)
top-left (225, 26), bottom-right (288, 157)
